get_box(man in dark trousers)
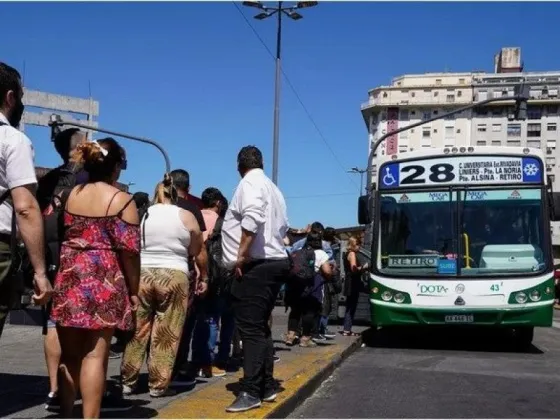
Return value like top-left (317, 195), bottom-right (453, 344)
top-left (222, 146), bottom-right (290, 413)
top-left (169, 169), bottom-right (208, 385)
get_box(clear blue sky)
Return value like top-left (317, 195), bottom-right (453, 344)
top-left (3, 1), bottom-right (560, 228)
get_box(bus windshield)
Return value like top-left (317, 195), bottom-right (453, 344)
top-left (378, 188), bottom-right (549, 277)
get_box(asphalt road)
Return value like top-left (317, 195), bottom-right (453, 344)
top-left (290, 324), bottom-right (560, 419)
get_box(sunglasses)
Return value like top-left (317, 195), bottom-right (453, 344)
top-left (121, 158), bottom-right (128, 170)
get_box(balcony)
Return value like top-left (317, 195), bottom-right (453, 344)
top-left (361, 92), bottom-right (472, 110)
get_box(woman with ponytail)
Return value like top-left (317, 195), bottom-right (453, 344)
top-left (49, 138), bottom-right (140, 418)
top-left (121, 176), bottom-right (202, 398)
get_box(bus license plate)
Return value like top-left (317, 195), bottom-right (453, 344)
top-left (444, 314), bottom-right (474, 323)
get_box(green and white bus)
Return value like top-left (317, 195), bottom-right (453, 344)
top-left (359, 146), bottom-right (559, 347)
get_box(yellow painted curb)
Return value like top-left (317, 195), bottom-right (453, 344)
top-left (157, 336), bottom-right (361, 419)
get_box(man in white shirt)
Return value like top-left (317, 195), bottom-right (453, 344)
top-left (222, 146), bottom-right (290, 413)
top-left (0, 62), bottom-right (51, 338)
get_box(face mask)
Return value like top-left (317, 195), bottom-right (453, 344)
top-left (9, 98), bottom-right (24, 128)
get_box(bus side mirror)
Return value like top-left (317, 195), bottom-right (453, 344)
top-left (358, 195), bottom-right (373, 225)
top-left (552, 192), bottom-right (560, 221)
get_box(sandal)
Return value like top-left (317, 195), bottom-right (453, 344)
top-left (341, 331), bottom-right (360, 337)
top-left (284, 333), bottom-right (299, 346)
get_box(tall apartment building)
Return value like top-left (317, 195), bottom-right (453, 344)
top-left (360, 47), bottom-right (560, 247)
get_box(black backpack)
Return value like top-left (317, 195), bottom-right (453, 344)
top-left (206, 218), bottom-right (234, 296)
top-left (288, 246), bottom-right (316, 286)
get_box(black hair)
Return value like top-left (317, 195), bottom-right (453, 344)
top-left (218, 196), bottom-right (229, 218)
top-left (54, 128), bottom-right (84, 162)
top-left (72, 137), bottom-right (125, 183)
top-left (306, 230), bottom-right (323, 250)
top-left (0, 62), bottom-right (22, 108)
top-left (169, 169), bottom-right (190, 193)
top-left (238, 145), bottom-right (263, 173)
top-left (324, 227), bottom-right (336, 243)
top-left (311, 221), bottom-right (325, 233)
top-left (132, 192), bottom-right (150, 208)
top-left (201, 187), bottom-right (224, 209)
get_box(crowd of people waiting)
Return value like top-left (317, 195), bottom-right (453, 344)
top-left (0, 61), bottom-right (367, 418)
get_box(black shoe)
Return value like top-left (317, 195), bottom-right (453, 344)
top-left (225, 392), bottom-right (262, 413)
top-left (108, 350), bottom-right (121, 360)
top-left (263, 389), bottom-right (278, 403)
top-left (99, 392), bottom-right (133, 413)
top-left (312, 334), bottom-right (327, 343)
top-left (171, 373), bottom-right (197, 387)
top-left (323, 330), bottom-right (336, 339)
top-left (45, 392), bottom-right (60, 412)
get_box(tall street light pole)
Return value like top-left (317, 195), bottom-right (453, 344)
top-left (348, 167), bottom-right (367, 193)
top-left (242, 0), bottom-right (318, 185)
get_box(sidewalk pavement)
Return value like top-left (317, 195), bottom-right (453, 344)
top-left (0, 306), bottom-right (366, 419)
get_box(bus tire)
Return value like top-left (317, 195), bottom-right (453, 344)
top-left (513, 327), bottom-right (534, 350)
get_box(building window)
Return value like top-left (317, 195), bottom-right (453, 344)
top-left (546, 105), bottom-right (558, 115)
top-left (381, 113), bottom-right (387, 120)
top-left (435, 79), bottom-right (442, 85)
top-left (478, 90), bottom-right (488, 101)
top-left (507, 139), bottom-right (521, 146)
top-left (527, 123), bottom-right (542, 138)
top-left (434, 91), bottom-right (439, 97)
top-left (459, 78), bottom-right (465, 85)
top-left (477, 124), bottom-right (487, 133)
top-left (445, 126), bottom-right (454, 139)
top-left (550, 174), bottom-right (556, 183)
top-left (491, 140), bottom-right (501, 146)
top-left (400, 130), bottom-right (408, 139)
top-left (423, 112), bottom-right (431, 120)
top-left (383, 92), bottom-right (388, 98)
top-left (547, 123), bottom-right (557, 132)
top-left (422, 128), bottom-right (430, 138)
top-left (547, 139), bottom-right (557, 149)
top-left (457, 91), bottom-right (462, 97)
top-left (400, 110), bottom-right (409, 121)
top-left (433, 110), bottom-right (439, 115)
top-left (527, 106), bottom-right (542, 120)
top-left (547, 157), bottom-right (556, 166)
top-left (446, 94), bottom-right (455, 103)
top-left (410, 91), bottom-right (416, 97)
top-left (457, 128), bottom-right (461, 134)
top-left (492, 124), bottom-right (502, 132)
top-left (492, 107), bottom-right (502, 116)
top-left (507, 123), bottom-right (521, 137)
top-left (475, 108), bottom-right (487, 116)
top-left (399, 145), bottom-right (407, 153)
top-left (476, 140), bottom-right (487, 146)
top-left (527, 140), bottom-right (541, 149)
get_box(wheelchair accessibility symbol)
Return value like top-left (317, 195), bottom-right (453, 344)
top-left (382, 166), bottom-right (398, 187)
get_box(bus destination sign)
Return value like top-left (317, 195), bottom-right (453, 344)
top-left (379, 156), bottom-right (542, 189)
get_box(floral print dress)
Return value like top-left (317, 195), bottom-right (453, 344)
top-left (51, 210), bottom-right (140, 331)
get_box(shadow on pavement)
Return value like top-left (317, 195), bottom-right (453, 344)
top-left (0, 373), bottom-right (48, 418)
top-left (362, 326), bottom-right (544, 354)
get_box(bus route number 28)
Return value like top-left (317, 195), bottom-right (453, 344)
top-left (401, 163), bottom-right (455, 185)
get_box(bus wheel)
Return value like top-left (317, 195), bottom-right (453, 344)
top-left (513, 327), bottom-right (534, 350)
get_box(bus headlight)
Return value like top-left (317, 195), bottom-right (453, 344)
top-left (394, 293), bottom-right (405, 303)
top-left (381, 291), bottom-right (393, 301)
top-left (515, 292), bottom-right (528, 304)
top-left (530, 290), bottom-right (541, 302)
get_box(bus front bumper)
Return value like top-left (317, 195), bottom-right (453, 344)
top-left (370, 299), bottom-right (554, 327)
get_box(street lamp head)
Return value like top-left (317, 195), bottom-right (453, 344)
top-left (254, 11), bottom-right (271, 20)
top-left (287, 10), bottom-right (303, 20)
top-left (242, 1), bottom-right (264, 9)
top-left (296, 1), bottom-right (318, 8)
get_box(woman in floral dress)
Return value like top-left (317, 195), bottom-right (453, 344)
top-left (50, 138), bottom-right (140, 418)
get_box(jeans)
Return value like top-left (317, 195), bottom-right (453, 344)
top-left (319, 315), bottom-right (328, 334)
top-left (231, 258), bottom-right (289, 399)
top-left (192, 295), bottom-right (235, 366)
top-left (343, 288), bottom-right (360, 332)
